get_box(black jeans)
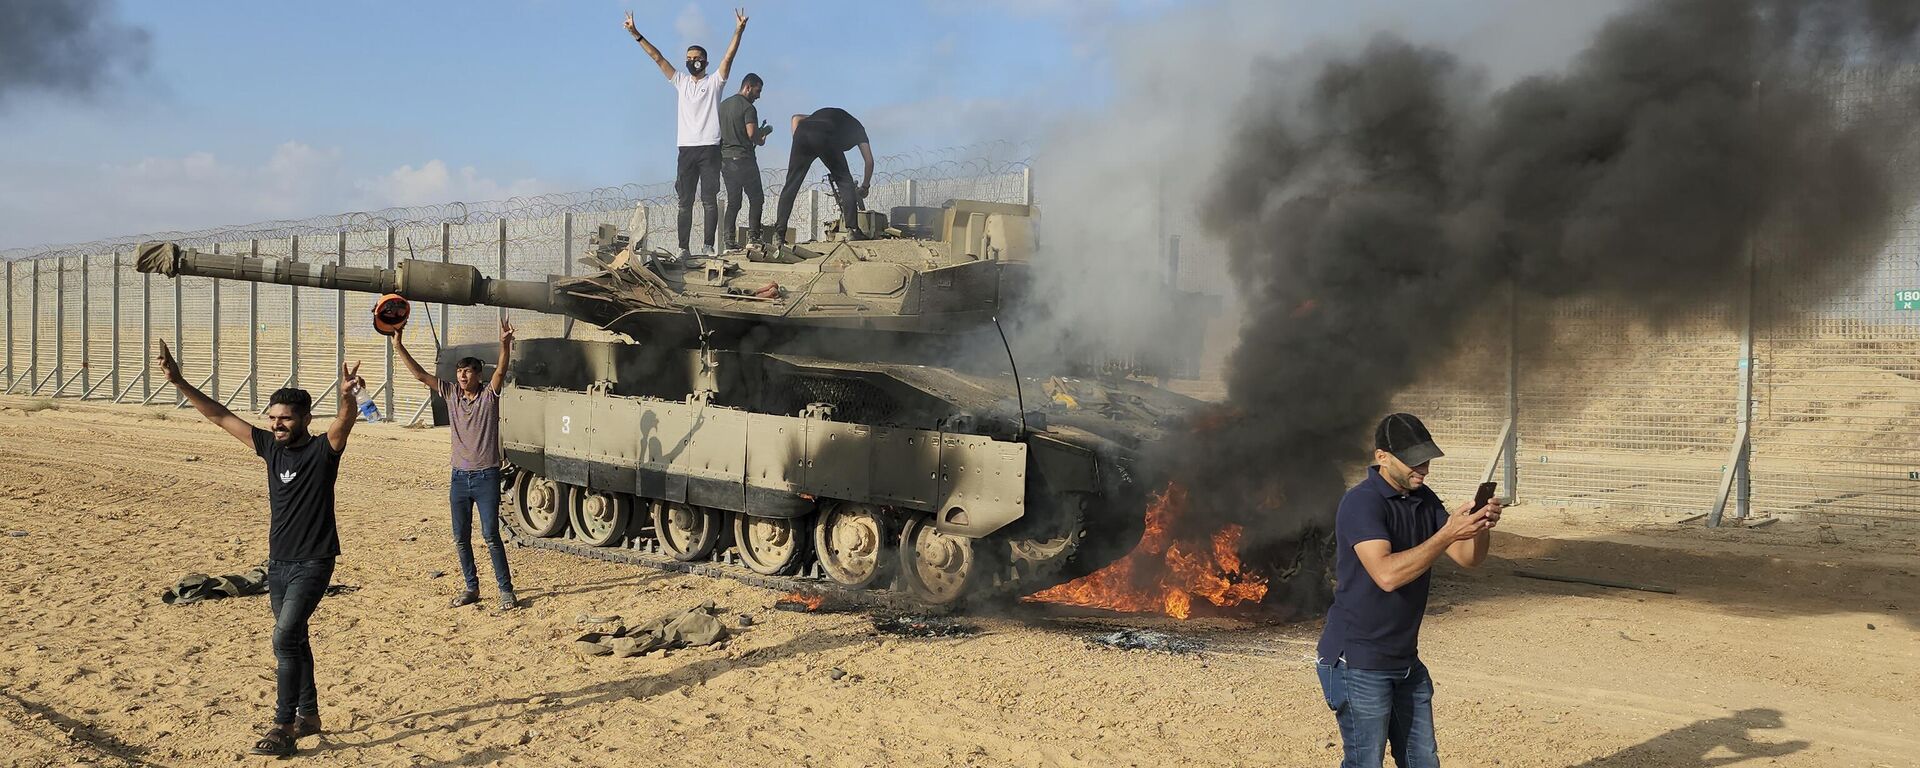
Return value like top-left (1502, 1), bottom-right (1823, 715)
top-left (267, 557), bottom-right (334, 725)
top-left (721, 155), bottom-right (764, 247)
top-left (771, 132), bottom-right (860, 243)
top-left (451, 467), bottom-right (513, 593)
top-left (675, 145), bottom-right (722, 252)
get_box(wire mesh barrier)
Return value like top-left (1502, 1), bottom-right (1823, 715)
top-left (4, 121), bottom-right (1919, 526)
top-left (0, 147), bottom-right (1034, 428)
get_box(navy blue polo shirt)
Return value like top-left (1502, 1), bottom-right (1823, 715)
top-left (1317, 465), bottom-right (1448, 669)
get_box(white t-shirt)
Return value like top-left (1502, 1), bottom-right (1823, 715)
top-left (672, 71), bottom-right (727, 147)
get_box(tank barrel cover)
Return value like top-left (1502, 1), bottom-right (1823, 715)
top-left (134, 241), bottom-right (558, 313)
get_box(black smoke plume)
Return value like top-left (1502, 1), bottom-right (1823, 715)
top-left (1158, 0), bottom-right (1920, 609)
top-left (0, 0), bottom-right (149, 104)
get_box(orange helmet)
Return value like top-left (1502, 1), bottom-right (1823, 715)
top-left (372, 294), bottom-right (410, 336)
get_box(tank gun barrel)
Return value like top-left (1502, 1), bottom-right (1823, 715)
top-left (135, 241), bottom-right (557, 314)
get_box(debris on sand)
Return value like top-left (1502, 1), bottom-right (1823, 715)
top-left (774, 591), bottom-right (830, 613)
top-left (1086, 629), bottom-right (1203, 654)
top-left (871, 615), bottom-right (979, 638)
top-left (572, 601), bottom-right (729, 658)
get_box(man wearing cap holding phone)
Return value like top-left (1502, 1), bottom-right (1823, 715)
top-left (1316, 412), bottom-right (1501, 767)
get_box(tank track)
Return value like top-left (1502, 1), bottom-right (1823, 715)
top-left (499, 516), bottom-right (954, 613)
top-left (497, 467), bottom-right (1097, 613)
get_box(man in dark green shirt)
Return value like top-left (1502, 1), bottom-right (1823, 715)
top-left (718, 73), bottom-right (769, 248)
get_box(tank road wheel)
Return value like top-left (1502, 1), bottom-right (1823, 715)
top-left (571, 491), bottom-right (631, 548)
top-left (1007, 492), bottom-right (1090, 582)
top-left (652, 500), bottom-right (723, 562)
top-left (813, 502), bottom-right (894, 589)
top-left (899, 516), bottom-right (995, 606)
top-left (513, 475), bottom-right (569, 538)
top-left (732, 513), bottom-right (813, 576)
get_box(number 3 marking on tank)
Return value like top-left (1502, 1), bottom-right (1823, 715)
top-left (562, 415), bottom-right (572, 434)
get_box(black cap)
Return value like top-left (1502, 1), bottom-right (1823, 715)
top-left (1376, 412), bottom-right (1444, 467)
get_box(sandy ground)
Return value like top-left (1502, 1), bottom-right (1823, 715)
top-left (0, 395), bottom-right (1915, 768)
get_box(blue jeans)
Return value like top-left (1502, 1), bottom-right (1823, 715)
top-left (451, 467), bottom-right (513, 594)
top-left (267, 557), bottom-right (334, 725)
top-left (1316, 659), bottom-right (1440, 767)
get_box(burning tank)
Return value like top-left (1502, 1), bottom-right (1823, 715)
top-left (135, 200), bottom-right (1200, 606)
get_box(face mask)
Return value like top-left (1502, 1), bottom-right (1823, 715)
top-left (686, 59), bottom-right (707, 75)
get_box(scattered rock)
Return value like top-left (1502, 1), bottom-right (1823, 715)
top-left (400, 535), bottom-right (416, 542)
top-left (427, 570), bottom-right (445, 579)
top-left (738, 614), bottom-right (755, 627)
top-left (577, 613), bottom-right (622, 625)
top-left (182, 455), bottom-right (200, 462)
top-left (1868, 623), bottom-right (1877, 630)
top-left (828, 668), bottom-right (846, 681)
top-left (518, 730), bottom-right (532, 746)
top-left (6, 530), bottom-right (27, 538)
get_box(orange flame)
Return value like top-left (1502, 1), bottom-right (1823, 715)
top-left (1026, 483), bottom-right (1268, 619)
top-left (778, 591), bottom-right (826, 611)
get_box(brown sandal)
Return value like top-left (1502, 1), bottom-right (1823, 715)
top-left (254, 714), bottom-right (321, 738)
top-left (250, 727), bottom-right (297, 756)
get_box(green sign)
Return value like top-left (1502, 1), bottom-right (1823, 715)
top-left (1899, 290), bottom-right (1920, 311)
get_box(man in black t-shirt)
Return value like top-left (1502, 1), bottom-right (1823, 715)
top-left (771, 107), bottom-right (874, 245)
top-left (155, 341), bottom-right (363, 758)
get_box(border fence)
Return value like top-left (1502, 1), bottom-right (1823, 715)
top-left (5, 131), bottom-right (1920, 528)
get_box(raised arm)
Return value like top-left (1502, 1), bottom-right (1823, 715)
top-left (1444, 498), bottom-right (1500, 568)
top-left (856, 142), bottom-right (875, 198)
top-left (155, 339), bottom-right (253, 449)
top-left (389, 328), bottom-right (439, 393)
top-left (489, 317), bottom-right (514, 394)
top-left (718, 8), bottom-right (748, 82)
top-left (1353, 505), bottom-right (1491, 592)
top-left (625, 11), bottom-right (676, 81)
top-left (328, 362), bottom-right (363, 453)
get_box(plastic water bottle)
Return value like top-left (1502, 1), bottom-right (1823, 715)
top-left (352, 383), bottom-right (381, 423)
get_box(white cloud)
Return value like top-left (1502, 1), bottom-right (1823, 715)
top-left (359, 159), bottom-right (549, 208)
top-left (0, 142), bottom-right (555, 251)
top-left (674, 3), bottom-right (714, 47)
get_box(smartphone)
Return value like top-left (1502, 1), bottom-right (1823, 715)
top-left (1473, 481), bottom-right (1498, 512)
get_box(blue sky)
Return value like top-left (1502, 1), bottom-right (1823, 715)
top-left (0, 0), bottom-right (1623, 250)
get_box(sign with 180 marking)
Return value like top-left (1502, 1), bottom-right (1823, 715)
top-left (1898, 290), bottom-right (1920, 311)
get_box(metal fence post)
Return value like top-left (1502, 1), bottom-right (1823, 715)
top-left (210, 243), bottom-right (222, 401)
top-left (1504, 283), bottom-right (1520, 503)
top-left (140, 264), bottom-right (149, 401)
top-left (3, 259), bottom-right (12, 392)
top-left (290, 235), bottom-right (301, 391)
top-left (1709, 234), bottom-right (1758, 526)
top-left (497, 218), bottom-right (509, 326)
top-left (336, 231), bottom-right (347, 390)
top-left (55, 256), bottom-right (65, 395)
top-left (441, 222), bottom-right (451, 344)
top-left (1022, 167), bottom-right (1033, 206)
top-left (385, 227), bottom-right (396, 419)
top-left (173, 250), bottom-right (183, 406)
top-left (808, 189), bottom-right (819, 241)
top-left (79, 254), bottom-right (90, 396)
top-left (561, 213), bottom-right (575, 339)
top-left (249, 239), bottom-right (260, 412)
top-left (110, 253), bottom-right (120, 399)
top-left (906, 179), bottom-right (917, 208)
top-left (30, 259), bottom-right (41, 393)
